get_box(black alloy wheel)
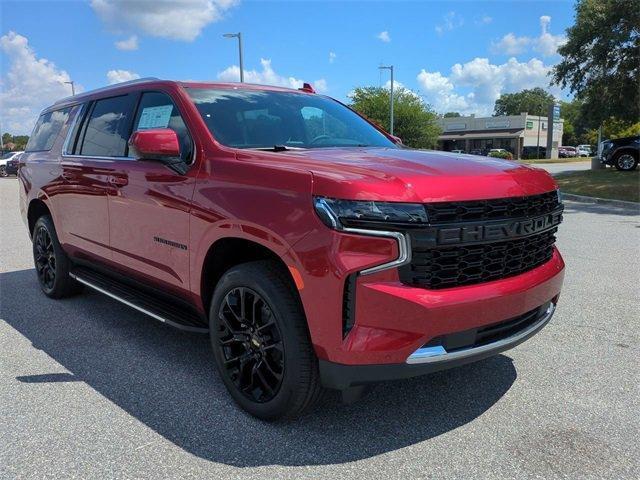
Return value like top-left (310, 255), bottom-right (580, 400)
top-left (209, 261), bottom-right (324, 420)
top-left (216, 287), bottom-right (285, 403)
top-left (31, 215), bottom-right (83, 298)
top-left (34, 224), bottom-right (56, 291)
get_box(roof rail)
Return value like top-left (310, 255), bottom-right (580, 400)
top-left (54, 77), bottom-right (162, 105)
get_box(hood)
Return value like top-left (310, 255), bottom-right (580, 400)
top-left (278, 147), bottom-right (557, 203)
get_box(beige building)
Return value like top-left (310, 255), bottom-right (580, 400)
top-left (436, 113), bottom-right (564, 159)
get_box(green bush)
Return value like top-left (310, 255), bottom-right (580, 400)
top-left (488, 150), bottom-right (513, 160)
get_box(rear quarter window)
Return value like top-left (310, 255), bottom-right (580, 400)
top-left (25, 108), bottom-right (71, 152)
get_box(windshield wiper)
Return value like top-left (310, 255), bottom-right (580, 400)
top-left (249, 145), bottom-right (306, 152)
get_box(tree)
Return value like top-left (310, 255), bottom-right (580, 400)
top-left (584, 118), bottom-right (640, 144)
top-left (443, 112), bottom-right (461, 118)
top-left (552, 0), bottom-right (640, 125)
top-left (493, 88), bottom-right (556, 116)
top-left (349, 87), bottom-right (441, 149)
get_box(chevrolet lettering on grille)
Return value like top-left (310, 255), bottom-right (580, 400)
top-left (435, 208), bottom-right (563, 246)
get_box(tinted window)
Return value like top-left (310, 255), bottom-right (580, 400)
top-left (80, 95), bottom-right (136, 157)
top-left (187, 89), bottom-right (396, 150)
top-left (26, 108), bottom-right (71, 152)
top-left (133, 92), bottom-right (193, 163)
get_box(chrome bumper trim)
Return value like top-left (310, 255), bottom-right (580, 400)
top-left (406, 302), bottom-right (556, 365)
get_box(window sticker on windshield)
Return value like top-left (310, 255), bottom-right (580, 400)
top-left (137, 105), bottom-right (173, 130)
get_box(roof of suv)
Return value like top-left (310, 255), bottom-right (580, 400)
top-left (51, 77), bottom-right (313, 110)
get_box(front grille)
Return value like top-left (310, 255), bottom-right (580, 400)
top-left (404, 229), bottom-right (556, 289)
top-left (424, 190), bottom-right (559, 224)
top-left (398, 191), bottom-right (561, 289)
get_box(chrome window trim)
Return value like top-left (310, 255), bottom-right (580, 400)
top-left (61, 154), bottom-right (135, 162)
top-left (406, 302), bottom-right (556, 365)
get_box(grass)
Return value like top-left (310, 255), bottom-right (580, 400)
top-left (554, 168), bottom-right (640, 203)
top-left (518, 157), bottom-right (591, 164)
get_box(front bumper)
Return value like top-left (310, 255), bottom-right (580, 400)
top-left (320, 301), bottom-right (556, 389)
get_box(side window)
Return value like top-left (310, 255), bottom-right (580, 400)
top-left (133, 92), bottom-right (193, 164)
top-left (26, 108), bottom-right (71, 152)
top-left (80, 95), bottom-right (137, 157)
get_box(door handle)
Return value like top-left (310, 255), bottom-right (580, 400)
top-left (108, 175), bottom-right (128, 187)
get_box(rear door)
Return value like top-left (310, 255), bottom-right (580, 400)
top-left (58, 94), bottom-right (138, 263)
top-left (107, 90), bottom-right (197, 297)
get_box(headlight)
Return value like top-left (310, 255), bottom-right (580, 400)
top-left (556, 189), bottom-right (563, 204)
top-left (314, 197), bottom-right (428, 230)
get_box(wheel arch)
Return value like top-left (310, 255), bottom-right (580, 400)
top-left (199, 236), bottom-right (303, 315)
top-left (27, 197), bottom-right (52, 237)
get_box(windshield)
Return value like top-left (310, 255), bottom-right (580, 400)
top-left (187, 88), bottom-right (397, 150)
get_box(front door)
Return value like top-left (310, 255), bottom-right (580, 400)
top-left (107, 91), bottom-right (197, 297)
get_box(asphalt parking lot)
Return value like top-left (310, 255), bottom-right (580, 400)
top-left (1, 175), bottom-right (638, 479)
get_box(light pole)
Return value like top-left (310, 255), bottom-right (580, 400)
top-left (223, 32), bottom-right (244, 83)
top-left (379, 65), bottom-right (394, 135)
top-left (64, 80), bottom-right (75, 96)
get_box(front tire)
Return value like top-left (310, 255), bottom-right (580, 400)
top-left (32, 215), bottom-right (83, 298)
top-left (613, 152), bottom-right (638, 171)
top-left (0, 165), bottom-right (7, 177)
top-left (209, 260), bottom-right (324, 420)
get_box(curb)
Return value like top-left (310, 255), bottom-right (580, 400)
top-left (562, 192), bottom-right (640, 209)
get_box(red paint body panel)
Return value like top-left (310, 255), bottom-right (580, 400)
top-left (18, 79), bottom-right (565, 369)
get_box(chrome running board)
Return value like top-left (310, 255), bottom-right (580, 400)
top-left (70, 268), bottom-right (208, 333)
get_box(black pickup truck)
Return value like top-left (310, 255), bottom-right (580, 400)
top-left (600, 136), bottom-right (639, 171)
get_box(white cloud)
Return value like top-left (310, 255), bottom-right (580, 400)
top-left (435, 11), bottom-right (464, 35)
top-left (476, 14), bottom-right (493, 26)
top-left (106, 69), bottom-right (141, 84)
top-left (491, 33), bottom-right (531, 55)
top-left (90, 0), bottom-right (240, 42)
top-left (491, 15), bottom-right (565, 57)
top-left (115, 35), bottom-right (138, 51)
top-left (217, 59), bottom-right (327, 93)
top-left (417, 57), bottom-right (562, 115)
top-left (329, 51), bottom-right (336, 63)
top-left (535, 15), bottom-right (567, 57)
top-left (0, 31), bottom-right (77, 135)
top-left (377, 31), bottom-right (391, 43)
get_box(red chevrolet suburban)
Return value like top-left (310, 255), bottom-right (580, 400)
top-left (18, 79), bottom-right (564, 420)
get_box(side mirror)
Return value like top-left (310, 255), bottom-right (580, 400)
top-left (129, 128), bottom-right (187, 174)
top-left (389, 135), bottom-right (403, 145)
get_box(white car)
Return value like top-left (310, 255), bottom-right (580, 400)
top-left (0, 151), bottom-right (23, 177)
top-left (576, 144), bottom-right (592, 157)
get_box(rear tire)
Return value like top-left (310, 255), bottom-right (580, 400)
top-left (613, 151), bottom-right (638, 171)
top-left (0, 165), bottom-right (7, 177)
top-left (32, 215), bottom-right (83, 298)
top-left (209, 260), bottom-right (324, 420)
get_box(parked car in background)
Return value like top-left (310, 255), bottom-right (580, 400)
top-left (558, 146), bottom-right (577, 158)
top-left (468, 148), bottom-right (485, 156)
top-left (19, 78), bottom-right (565, 420)
top-left (450, 149), bottom-right (464, 154)
top-left (600, 136), bottom-right (639, 171)
top-left (5, 153), bottom-right (21, 176)
top-left (0, 151), bottom-right (23, 177)
top-left (521, 146), bottom-right (546, 159)
top-left (576, 144), bottom-right (592, 157)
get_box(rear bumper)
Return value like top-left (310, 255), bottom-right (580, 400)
top-left (320, 302), bottom-right (556, 389)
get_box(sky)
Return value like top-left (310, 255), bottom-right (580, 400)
top-left (1, 0), bottom-right (576, 135)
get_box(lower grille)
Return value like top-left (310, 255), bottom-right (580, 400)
top-left (401, 229), bottom-right (557, 289)
top-left (422, 303), bottom-right (549, 352)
